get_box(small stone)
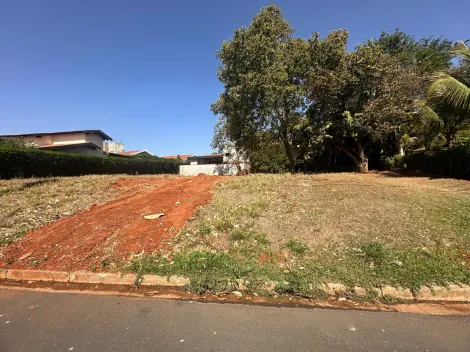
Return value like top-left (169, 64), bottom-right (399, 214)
top-left (232, 291), bottom-right (243, 298)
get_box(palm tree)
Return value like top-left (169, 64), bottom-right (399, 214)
top-left (428, 41), bottom-right (470, 113)
top-left (418, 41), bottom-right (470, 148)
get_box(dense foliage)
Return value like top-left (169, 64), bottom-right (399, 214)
top-left (400, 146), bottom-right (470, 180)
top-left (0, 147), bottom-right (179, 179)
top-left (212, 5), bottom-right (470, 177)
top-left (0, 137), bottom-right (32, 149)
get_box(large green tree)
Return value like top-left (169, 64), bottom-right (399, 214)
top-left (307, 36), bottom-right (422, 172)
top-left (211, 5), bottom-right (309, 173)
top-left (374, 29), bottom-right (453, 74)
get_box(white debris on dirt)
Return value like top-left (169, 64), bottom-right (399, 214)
top-left (232, 291), bottom-right (243, 298)
top-left (143, 213), bottom-right (164, 220)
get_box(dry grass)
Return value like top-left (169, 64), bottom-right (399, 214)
top-left (178, 172), bottom-right (470, 253)
top-left (132, 172), bottom-right (470, 296)
top-left (0, 174), bottom-right (172, 246)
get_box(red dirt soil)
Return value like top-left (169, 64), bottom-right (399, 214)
top-left (0, 175), bottom-right (224, 271)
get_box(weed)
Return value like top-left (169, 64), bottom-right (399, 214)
top-left (101, 258), bottom-right (110, 269)
top-left (197, 222), bottom-right (212, 236)
top-left (359, 242), bottom-right (387, 266)
top-left (255, 234), bottom-right (270, 248)
top-left (230, 230), bottom-right (247, 241)
top-left (242, 200), bottom-right (268, 218)
top-left (27, 256), bottom-right (47, 268)
top-left (285, 239), bottom-right (309, 256)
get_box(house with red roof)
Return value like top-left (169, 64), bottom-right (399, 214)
top-left (161, 154), bottom-right (195, 161)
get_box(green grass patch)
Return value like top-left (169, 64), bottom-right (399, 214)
top-left (285, 239), bottom-right (309, 256)
top-left (129, 245), bottom-right (470, 298)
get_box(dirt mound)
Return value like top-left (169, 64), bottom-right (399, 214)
top-left (0, 175), bottom-right (223, 271)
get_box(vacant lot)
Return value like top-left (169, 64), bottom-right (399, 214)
top-left (0, 175), bottom-right (222, 271)
top-left (131, 173), bottom-right (470, 297)
top-left (2, 172), bottom-right (469, 298)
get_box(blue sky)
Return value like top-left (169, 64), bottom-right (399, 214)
top-left (1, 0), bottom-right (468, 156)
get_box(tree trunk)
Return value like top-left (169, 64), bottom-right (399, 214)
top-left (284, 143), bottom-right (296, 174)
top-left (280, 129), bottom-right (296, 174)
top-left (445, 131), bottom-right (455, 148)
top-left (341, 142), bottom-right (368, 173)
top-left (358, 159), bottom-right (368, 173)
top-left (357, 145), bottom-right (368, 173)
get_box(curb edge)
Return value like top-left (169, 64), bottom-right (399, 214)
top-left (1, 270), bottom-right (469, 302)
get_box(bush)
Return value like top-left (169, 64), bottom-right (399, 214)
top-left (0, 137), bottom-right (32, 149)
top-left (0, 147), bottom-right (179, 179)
top-left (401, 145), bottom-right (470, 180)
top-left (384, 154), bottom-right (405, 171)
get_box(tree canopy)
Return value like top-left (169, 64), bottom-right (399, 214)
top-left (212, 5), bottom-right (467, 173)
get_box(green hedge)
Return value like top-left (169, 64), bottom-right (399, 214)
top-left (0, 147), bottom-right (179, 179)
top-left (402, 145), bottom-right (470, 180)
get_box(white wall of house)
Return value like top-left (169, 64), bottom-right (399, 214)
top-left (24, 132), bottom-right (87, 147)
top-left (85, 133), bottom-right (105, 149)
top-left (104, 141), bottom-right (125, 153)
top-left (179, 163), bottom-right (250, 176)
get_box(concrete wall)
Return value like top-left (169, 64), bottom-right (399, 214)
top-left (23, 135), bottom-right (52, 147)
top-left (50, 133), bottom-right (87, 145)
top-left (85, 133), bottom-right (105, 150)
top-left (104, 142), bottom-right (124, 153)
top-left (179, 163), bottom-right (250, 176)
top-left (24, 133), bottom-right (86, 147)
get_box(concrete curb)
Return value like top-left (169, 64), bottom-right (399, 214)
top-left (0, 269), bottom-right (468, 302)
top-left (326, 282), bottom-right (469, 302)
top-left (1, 269), bottom-right (188, 287)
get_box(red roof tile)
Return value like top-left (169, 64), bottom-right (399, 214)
top-left (162, 154), bottom-right (195, 161)
top-left (118, 150), bottom-right (143, 156)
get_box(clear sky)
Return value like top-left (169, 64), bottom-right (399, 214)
top-left (1, 0), bottom-right (468, 156)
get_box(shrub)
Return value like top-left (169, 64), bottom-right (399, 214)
top-left (402, 145), bottom-right (470, 180)
top-left (0, 137), bottom-right (32, 149)
top-left (384, 154), bottom-right (405, 172)
top-left (0, 147), bottom-right (179, 179)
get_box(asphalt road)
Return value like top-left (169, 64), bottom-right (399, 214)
top-left (1, 289), bottom-right (469, 352)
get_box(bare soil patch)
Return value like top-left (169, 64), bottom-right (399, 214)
top-left (0, 175), bottom-right (223, 271)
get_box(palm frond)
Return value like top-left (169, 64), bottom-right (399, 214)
top-left (428, 73), bottom-right (470, 112)
top-left (418, 103), bottom-right (444, 134)
top-left (452, 41), bottom-right (470, 61)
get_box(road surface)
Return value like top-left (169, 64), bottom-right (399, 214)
top-left (1, 288), bottom-right (469, 351)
